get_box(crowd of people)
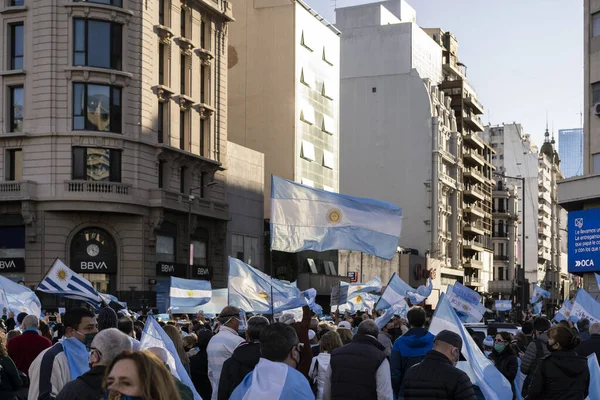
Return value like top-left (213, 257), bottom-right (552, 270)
top-left (0, 304), bottom-right (596, 400)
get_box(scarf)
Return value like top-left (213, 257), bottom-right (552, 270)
top-left (62, 337), bottom-right (90, 380)
top-left (243, 358), bottom-right (288, 400)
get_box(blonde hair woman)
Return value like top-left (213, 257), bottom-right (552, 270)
top-left (309, 331), bottom-right (344, 400)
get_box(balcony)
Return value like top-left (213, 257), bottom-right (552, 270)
top-left (492, 208), bottom-right (511, 218)
top-left (464, 203), bottom-right (486, 219)
top-left (463, 258), bottom-right (483, 270)
top-left (539, 203), bottom-right (551, 217)
top-left (538, 225), bottom-right (551, 238)
top-left (539, 190), bottom-right (551, 204)
top-left (493, 231), bottom-right (509, 240)
top-left (463, 168), bottom-right (486, 184)
top-left (464, 96), bottom-right (484, 114)
top-left (63, 181), bottom-right (134, 205)
top-left (495, 254), bottom-right (510, 261)
top-left (0, 181), bottom-right (37, 201)
top-left (463, 111), bottom-right (484, 132)
top-left (464, 184), bottom-right (486, 201)
top-left (464, 276), bottom-right (482, 286)
top-left (148, 189), bottom-right (228, 220)
top-left (439, 148), bottom-right (457, 164)
top-left (463, 238), bottom-right (485, 252)
top-left (489, 280), bottom-right (513, 294)
top-left (463, 132), bottom-right (485, 149)
top-left (439, 173), bottom-right (457, 190)
top-left (463, 148), bottom-right (485, 167)
top-left (297, 272), bottom-right (351, 296)
top-left (464, 222), bottom-right (485, 236)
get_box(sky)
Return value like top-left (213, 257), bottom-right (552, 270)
top-left (304, 0), bottom-right (584, 148)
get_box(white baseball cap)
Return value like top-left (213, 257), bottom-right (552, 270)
top-left (338, 321), bottom-right (352, 329)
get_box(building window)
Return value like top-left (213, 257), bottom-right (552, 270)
top-left (158, 43), bottom-right (170, 86)
top-left (72, 147), bottom-right (122, 182)
top-left (200, 119), bottom-right (207, 157)
top-left (158, 160), bottom-right (165, 188)
top-left (300, 67), bottom-right (314, 88)
top-left (593, 154), bottom-right (600, 173)
top-left (300, 140), bottom-right (315, 161)
top-left (180, 54), bottom-right (190, 95)
top-left (191, 238), bottom-right (207, 266)
top-left (156, 234), bottom-right (175, 263)
top-left (158, 0), bottom-right (170, 26)
top-left (300, 103), bottom-right (315, 125)
top-left (74, 0), bottom-right (122, 6)
top-left (5, 149), bottom-right (22, 181)
top-left (74, 19), bottom-right (122, 70)
top-left (231, 234), bottom-right (259, 266)
top-left (180, 7), bottom-right (188, 38)
top-left (179, 110), bottom-right (189, 150)
top-left (200, 19), bottom-right (206, 49)
top-left (323, 150), bottom-right (335, 169)
top-left (9, 86), bottom-right (24, 133)
top-left (593, 82), bottom-right (600, 104)
top-left (322, 47), bottom-right (334, 66)
top-left (10, 0), bottom-right (25, 6)
top-left (594, 12), bottom-right (600, 37)
top-left (200, 66), bottom-right (206, 103)
top-left (158, 101), bottom-right (166, 143)
top-left (9, 23), bottom-right (24, 70)
top-left (73, 83), bottom-right (122, 133)
top-left (180, 166), bottom-right (186, 193)
top-left (300, 30), bottom-right (312, 51)
top-left (322, 114), bottom-right (335, 135)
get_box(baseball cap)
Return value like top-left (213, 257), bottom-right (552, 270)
top-left (338, 321), bottom-right (351, 329)
top-left (435, 330), bottom-right (463, 352)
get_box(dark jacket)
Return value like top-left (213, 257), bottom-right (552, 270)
top-left (175, 377), bottom-right (194, 400)
top-left (526, 350), bottom-right (589, 400)
top-left (579, 330), bottom-right (591, 342)
top-left (7, 330), bottom-right (52, 376)
top-left (329, 334), bottom-right (387, 400)
top-left (55, 365), bottom-right (105, 400)
top-left (0, 355), bottom-right (23, 400)
top-left (190, 330), bottom-right (213, 400)
top-left (489, 348), bottom-right (518, 384)
top-left (390, 327), bottom-right (435, 397)
top-left (520, 333), bottom-right (550, 375)
top-left (291, 306), bottom-right (313, 378)
top-left (575, 333), bottom-right (600, 359)
top-left (217, 341), bottom-right (261, 400)
top-left (403, 350), bottom-right (477, 400)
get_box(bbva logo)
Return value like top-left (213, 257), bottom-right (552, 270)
top-left (575, 259), bottom-right (595, 267)
top-left (0, 260), bottom-right (16, 269)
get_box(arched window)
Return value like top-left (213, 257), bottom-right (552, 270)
top-left (70, 227), bottom-right (117, 293)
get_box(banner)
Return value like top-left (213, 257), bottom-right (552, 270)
top-left (330, 284), bottom-right (349, 306)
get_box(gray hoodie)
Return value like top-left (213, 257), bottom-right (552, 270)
top-left (520, 331), bottom-right (551, 375)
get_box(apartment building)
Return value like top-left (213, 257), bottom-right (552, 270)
top-left (558, 128), bottom-right (584, 178)
top-left (335, 1), bottom-right (461, 305)
top-left (0, 0), bottom-right (249, 308)
top-left (425, 28), bottom-right (495, 293)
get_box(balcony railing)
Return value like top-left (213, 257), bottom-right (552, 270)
top-left (464, 203), bottom-right (485, 216)
top-left (493, 231), bottom-right (509, 238)
top-left (66, 181), bottom-right (130, 195)
top-left (463, 148), bottom-right (486, 165)
top-left (0, 180), bottom-right (37, 200)
top-left (495, 255), bottom-right (509, 261)
top-left (489, 280), bottom-right (513, 294)
top-left (440, 173), bottom-right (457, 189)
top-left (464, 167), bottom-right (486, 183)
top-left (464, 276), bottom-right (482, 285)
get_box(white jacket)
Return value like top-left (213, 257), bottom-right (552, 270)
top-left (309, 352), bottom-right (331, 400)
top-left (207, 326), bottom-right (244, 400)
top-left (28, 343), bottom-right (71, 400)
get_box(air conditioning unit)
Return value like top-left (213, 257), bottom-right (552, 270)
top-left (595, 103), bottom-right (600, 116)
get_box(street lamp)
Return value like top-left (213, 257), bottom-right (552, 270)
top-left (187, 181), bottom-right (218, 277)
top-left (493, 172), bottom-right (526, 317)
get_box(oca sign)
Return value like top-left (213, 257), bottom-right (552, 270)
top-left (568, 208), bottom-right (600, 273)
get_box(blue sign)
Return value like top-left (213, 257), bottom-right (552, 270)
top-left (155, 278), bottom-right (170, 313)
top-left (569, 208), bottom-right (600, 273)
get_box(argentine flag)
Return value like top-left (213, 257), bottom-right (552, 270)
top-left (430, 293), bottom-right (513, 400)
top-left (36, 259), bottom-right (102, 307)
top-left (0, 275), bottom-right (42, 317)
top-left (446, 283), bottom-right (486, 323)
top-left (341, 276), bottom-right (382, 297)
top-left (169, 277), bottom-right (211, 313)
top-left (339, 293), bottom-right (380, 313)
top-left (554, 298), bottom-right (573, 322)
top-left (376, 273), bottom-right (433, 310)
top-left (530, 283), bottom-right (550, 304)
top-left (495, 300), bottom-right (512, 312)
top-left (270, 175), bottom-right (402, 260)
top-left (570, 289), bottom-right (600, 323)
top-left (228, 257), bottom-right (308, 314)
top-left (140, 317), bottom-right (201, 400)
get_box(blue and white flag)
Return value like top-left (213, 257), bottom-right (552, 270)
top-left (595, 273), bottom-right (600, 291)
top-left (554, 298), bottom-right (574, 322)
top-left (375, 300), bottom-right (409, 330)
top-left (228, 257), bottom-right (308, 314)
top-left (406, 278), bottom-right (433, 305)
top-left (270, 175), bottom-right (402, 260)
top-left (588, 353), bottom-right (600, 400)
top-left (570, 288), bottom-right (600, 324)
top-left (341, 276), bottom-right (382, 297)
top-left (140, 317), bottom-right (200, 400)
top-left (99, 293), bottom-right (118, 305)
top-left (376, 273), bottom-right (415, 310)
top-left (0, 275), bottom-right (42, 317)
top-left (532, 302), bottom-right (542, 316)
top-left (303, 288), bottom-right (323, 316)
top-left (430, 293), bottom-right (513, 400)
top-left (530, 283), bottom-right (550, 304)
top-left (36, 259), bottom-right (102, 307)
top-left (168, 277), bottom-right (211, 313)
top-left (338, 293), bottom-right (380, 313)
top-left (495, 300), bottom-right (512, 312)
top-left (198, 288), bottom-right (228, 317)
top-left (446, 283), bottom-right (486, 323)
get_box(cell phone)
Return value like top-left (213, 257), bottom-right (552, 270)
top-left (49, 316), bottom-right (56, 322)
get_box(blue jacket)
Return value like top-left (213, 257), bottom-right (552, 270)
top-left (390, 327), bottom-right (435, 397)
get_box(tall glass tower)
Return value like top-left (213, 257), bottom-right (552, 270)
top-left (558, 128), bottom-right (584, 178)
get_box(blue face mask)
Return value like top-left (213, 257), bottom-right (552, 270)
top-left (104, 390), bottom-right (144, 400)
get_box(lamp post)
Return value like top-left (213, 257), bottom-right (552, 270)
top-left (493, 172), bottom-right (526, 318)
top-left (187, 181), bottom-right (218, 278)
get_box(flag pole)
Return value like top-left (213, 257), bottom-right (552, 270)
top-left (269, 248), bottom-right (274, 321)
top-left (35, 257), bottom-right (60, 291)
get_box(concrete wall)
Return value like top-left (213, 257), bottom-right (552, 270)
top-left (226, 142), bottom-right (265, 268)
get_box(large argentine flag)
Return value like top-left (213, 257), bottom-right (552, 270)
top-left (446, 283), bottom-right (486, 323)
top-left (570, 288), bottom-right (600, 323)
top-left (530, 283), bottom-right (550, 304)
top-left (430, 293), bottom-right (513, 400)
top-left (36, 259), bottom-right (102, 307)
top-left (169, 277), bottom-right (211, 313)
top-left (228, 257), bottom-right (308, 314)
top-left (376, 273), bottom-right (413, 310)
top-left (341, 276), bottom-right (382, 297)
top-left (270, 176), bottom-right (402, 260)
top-left (0, 275), bottom-right (42, 317)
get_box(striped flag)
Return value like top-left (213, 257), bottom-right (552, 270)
top-left (36, 259), bottom-right (102, 307)
top-left (168, 277), bottom-right (211, 313)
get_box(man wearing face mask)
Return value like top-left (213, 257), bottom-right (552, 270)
top-left (55, 328), bottom-right (132, 400)
top-left (28, 308), bottom-right (98, 400)
top-left (229, 323), bottom-right (314, 400)
top-left (403, 330), bottom-right (477, 400)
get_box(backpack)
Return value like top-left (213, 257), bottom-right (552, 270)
top-left (309, 358), bottom-right (320, 396)
top-left (521, 339), bottom-right (544, 397)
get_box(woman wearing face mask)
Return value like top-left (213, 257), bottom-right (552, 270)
top-left (489, 332), bottom-right (518, 399)
top-left (103, 350), bottom-right (180, 400)
top-left (525, 325), bottom-right (590, 400)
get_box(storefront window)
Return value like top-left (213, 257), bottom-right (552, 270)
top-left (231, 234), bottom-right (259, 266)
top-left (156, 235), bottom-right (175, 263)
